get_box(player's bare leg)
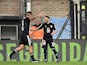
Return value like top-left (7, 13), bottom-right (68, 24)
top-left (15, 44), bottom-right (25, 51)
top-left (29, 46), bottom-right (34, 60)
top-left (29, 45), bottom-right (39, 62)
top-left (10, 44), bottom-right (24, 59)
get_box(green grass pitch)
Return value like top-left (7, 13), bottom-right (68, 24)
top-left (0, 62), bottom-right (87, 65)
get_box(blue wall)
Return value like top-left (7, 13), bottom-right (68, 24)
top-left (50, 17), bottom-right (71, 39)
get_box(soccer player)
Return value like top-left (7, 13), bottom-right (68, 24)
top-left (37, 16), bottom-right (59, 62)
top-left (9, 12), bottom-right (43, 62)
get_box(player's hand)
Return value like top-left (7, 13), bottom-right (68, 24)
top-left (38, 11), bottom-right (45, 17)
top-left (51, 32), bottom-right (55, 35)
top-left (51, 33), bottom-right (53, 35)
top-left (51, 30), bottom-right (57, 35)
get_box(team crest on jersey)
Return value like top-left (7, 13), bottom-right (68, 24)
top-left (50, 25), bottom-right (53, 28)
top-left (45, 25), bottom-right (47, 28)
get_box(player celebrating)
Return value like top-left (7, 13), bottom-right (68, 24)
top-left (37, 16), bottom-right (59, 62)
top-left (9, 12), bottom-right (42, 62)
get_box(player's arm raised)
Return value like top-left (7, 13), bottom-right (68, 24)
top-left (30, 12), bottom-right (44, 21)
top-left (32, 23), bottom-right (44, 31)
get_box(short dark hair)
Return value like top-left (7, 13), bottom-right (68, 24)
top-left (26, 11), bottom-right (32, 14)
top-left (45, 16), bottom-right (50, 19)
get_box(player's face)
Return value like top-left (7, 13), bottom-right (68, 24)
top-left (44, 17), bottom-right (49, 23)
top-left (26, 13), bottom-right (32, 18)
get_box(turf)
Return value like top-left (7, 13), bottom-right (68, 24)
top-left (0, 62), bottom-right (87, 65)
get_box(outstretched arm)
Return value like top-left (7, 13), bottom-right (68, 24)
top-left (30, 23), bottom-right (44, 31)
top-left (30, 12), bottom-right (44, 21)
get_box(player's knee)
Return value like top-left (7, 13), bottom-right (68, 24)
top-left (29, 49), bottom-right (33, 53)
top-left (29, 46), bottom-right (33, 53)
top-left (19, 45), bottom-right (24, 49)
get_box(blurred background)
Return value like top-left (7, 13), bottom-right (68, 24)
top-left (0, 0), bottom-right (87, 40)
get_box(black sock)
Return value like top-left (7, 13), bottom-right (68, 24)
top-left (44, 49), bottom-right (47, 60)
top-left (52, 49), bottom-right (58, 59)
top-left (10, 49), bottom-right (17, 58)
top-left (53, 49), bottom-right (57, 54)
top-left (30, 54), bottom-right (35, 61)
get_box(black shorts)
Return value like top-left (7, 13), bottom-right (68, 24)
top-left (42, 40), bottom-right (55, 49)
top-left (19, 32), bottom-right (32, 46)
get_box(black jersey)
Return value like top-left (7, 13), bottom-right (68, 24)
top-left (23, 17), bottom-right (30, 35)
top-left (39, 23), bottom-right (56, 41)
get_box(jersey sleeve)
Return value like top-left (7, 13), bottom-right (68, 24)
top-left (53, 24), bottom-right (56, 30)
top-left (38, 23), bottom-right (44, 29)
